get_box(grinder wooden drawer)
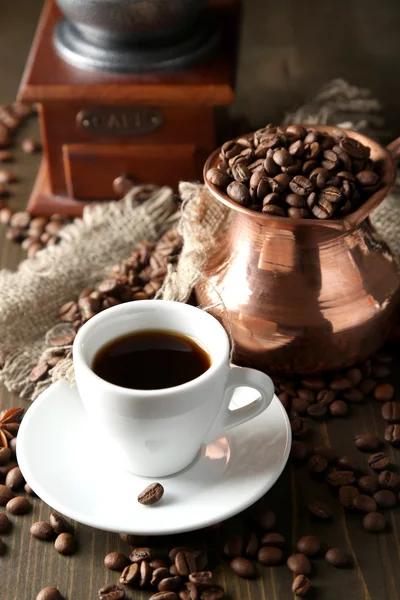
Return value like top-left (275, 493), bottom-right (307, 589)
top-left (63, 144), bottom-right (199, 199)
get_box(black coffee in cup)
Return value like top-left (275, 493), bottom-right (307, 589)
top-left (92, 329), bottom-right (211, 390)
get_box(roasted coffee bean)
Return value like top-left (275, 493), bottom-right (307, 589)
top-left (307, 403), bottom-right (327, 419)
top-left (373, 490), bottom-right (397, 509)
top-left (385, 424), bottom-right (400, 445)
top-left (175, 551), bottom-right (197, 576)
top-left (327, 471), bottom-right (355, 487)
top-left (308, 499), bottom-right (332, 519)
top-left (257, 546), bottom-right (283, 565)
top-left (36, 587), bottom-right (64, 600)
top-left (273, 148), bottom-right (293, 167)
top-left (169, 546), bottom-right (195, 562)
top-left (372, 364), bottom-right (391, 378)
top-left (0, 447), bottom-right (11, 466)
top-left (381, 402), bottom-right (400, 423)
top-left (312, 199), bottom-right (334, 219)
top-left (317, 388), bottom-right (336, 406)
top-left (302, 377), bottom-right (326, 391)
top-left (353, 494), bottom-right (377, 513)
top-left (320, 186), bottom-right (343, 204)
top-left (245, 532), bottom-right (259, 557)
top-left (227, 182), bottom-right (250, 206)
top-left (0, 461), bottom-right (17, 478)
top-left (297, 388), bottom-right (315, 403)
top-left (151, 567), bottom-right (170, 587)
top-left (339, 485), bottom-right (359, 509)
top-left (130, 547), bottom-right (151, 563)
top-left (22, 137), bottom-right (41, 154)
top-left (223, 534), bottom-right (243, 557)
top-left (30, 521), bottom-right (54, 541)
top-left (262, 204), bottom-right (285, 216)
top-left (232, 163), bottom-right (251, 183)
top-left (138, 482), bottom-right (164, 505)
top-left (158, 577), bottom-right (182, 592)
top-left (296, 536), bottom-right (320, 557)
top-left (170, 565), bottom-right (179, 576)
top-left (98, 584), bottom-right (126, 600)
top-left (289, 140), bottom-right (305, 157)
top-left (178, 585), bottom-right (198, 600)
top-left (206, 168), bottom-right (230, 187)
top-left (140, 560), bottom-right (153, 588)
top-left (0, 512), bottom-right (11, 534)
top-left (362, 511), bottom-right (386, 532)
top-left (104, 552), bottom-right (130, 571)
top-left (289, 175), bottom-right (313, 196)
top-left (5, 466), bottom-right (25, 490)
top-left (325, 548), bottom-right (351, 568)
top-left (292, 397), bottom-right (311, 414)
top-left (230, 557), bottom-right (257, 578)
top-left (6, 496), bottom-right (31, 515)
top-left (120, 563), bottom-right (140, 586)
top-left (151, 593), bottom-right (178, 600)
top-left (330, 400), bottom-right (348, 417)
top-left (290, 441), bottom-right (308, 461)
top-left (338, 456), bottom-right (359, 472)
top-left (29, 362), bottom-right (49, 383)
top-left (54, 532), bottom-right (76, 555)
top-left (49, 512), bottom-right (72, 534)
top-left (307, 454), bottom-right (328, 474)
top-left (285, 193), bottom-right (306, 208)
top-left (255, 507), bottom-right (276, 530)
top-left (260, 532), bottom-right (286, 547)
top-left (344, 388), bottom-right (365, 403)
top-left (292, 574), bottom-right (311, 597)
top-left (360, 378), bottom-right (377, 395)
top-left (378, 470), bottom-right (400, 490)
top-left (198, 585), bottom-right (225, 600)
top-left (287, 554), bottom-right (311, 575)
top-left (358, 475), bottom-right (378, 495)
top-left (355, 433), bottom-right (381, 452)
top-left (189, 572), bottom-right (213, 588)
top-left (313, 444), bottom-right (337, 462)
top-left (150, 559), bottom-right (168, 570)
top-left (346, 368), bottom-right (363, 386)
top-left (368, 452), bottom-right (390, 471)
top-left (374, 383), bottom-right (395, 402)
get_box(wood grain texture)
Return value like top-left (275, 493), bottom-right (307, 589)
top-left (1, 0), bottom-right (400, 598)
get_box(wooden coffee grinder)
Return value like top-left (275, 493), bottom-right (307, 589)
top-left (17, 0), bottom-right (240, 216)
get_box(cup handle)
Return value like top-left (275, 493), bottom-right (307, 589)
top-left (202, 365), bottom-right (275, 444)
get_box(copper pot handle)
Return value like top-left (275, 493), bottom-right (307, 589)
top-left (387, 137), bottom-right (400, 162)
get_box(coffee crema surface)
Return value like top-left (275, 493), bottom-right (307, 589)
top-left (92, 329), bottom-right (211, 390)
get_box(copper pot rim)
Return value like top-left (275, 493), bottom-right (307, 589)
top-left (203, 125), bottom-right (396, 231)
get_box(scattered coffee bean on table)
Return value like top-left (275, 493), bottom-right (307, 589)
top-left (261, 532), bottom-right (286, 548)
top-left (49, 512), bottom-right (72, 534)
top-left (130, 547), bottom-right (151, 563)
top-left (307, 454), bottom-right (328, 474)
top-left (308, 499), bottom-right (332, 519)
top-left (339, 485), bottom-right (359, 509)
top-left (327, 471), bottom-right (356, 487)
top-left (330, 399), bottom-right (348, 417)
top-left (354, 433), bottom-right (381, 452)
top-left (150, 593), bottom-right (178, 600)
top-left (296, 535), bottom-right (320, 556)
top-left (0, 447), bottom-right (11, 466)
top-left (385, 424), bottom-right (400, 445)
top-left (0, 485), bottom-right (14, 505)
top-left (138, 482), bottom-right (164, 505)
top-left (223, 534), bottom-right (244, 558)
top-left (119, 563), bottom-right (139, 585)
top-left (362, 512), bottom-right (386, 532)
top-left (292, 574), bottom-right (311, 597)
top-left (30, 521), bottom-right (54, 541)
top-left (6, 496), bottom-right (31, 515)
top-left (255, 508), bottom-right (276, 530)
top-left (257, 546), bottom-right (283, 565)
top-left (36, 587), bottom-right (65, 600)
top-left (325, 548), bottom-right (351, 568)
top-left (368, 452), bottom-right (390, 471)
top-left (353, 495), bottom-right (377, 513)
top-left (5, 466), bottom-right (25, 490)
top-left (381, 402), bottom-right (400, 423)
top-left (54, 532), bottom-right (77, 555)
top-left (374, 383), bottom-right (395, 401)
top-left (338, 456), bottom-right (360, 472)
top-left (287, 554), bottom-right (311, 575)
top-left (104, 552), bottom-right (131, 571)
top-left (0, 512), bottom-right (11, 533)
top-left (98, 584), bottom-right (126, 600)
top-left (230, 557), bottom-right (257, 578)
top-left (378, 470), bottom-right (400, 490)
top-left (373, 490), bottom-right (397, 509)
top-left (358, 475), bottom-right (378, 495)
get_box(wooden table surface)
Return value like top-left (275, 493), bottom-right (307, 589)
top-left (1, 3), bottom-right (400, 600)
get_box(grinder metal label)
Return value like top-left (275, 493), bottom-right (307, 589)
top-left (76, 107), bottom-right (163, 137)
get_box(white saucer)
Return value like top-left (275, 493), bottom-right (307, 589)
top-left (17, 381), bottom-right (291, 535)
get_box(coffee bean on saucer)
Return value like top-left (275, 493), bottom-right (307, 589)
top-left (354, 433), bottom-right (381, 452)
top-left (150, 593), bottom-right (178, 600)
top-left (255, 508), bottom-right (276, 530)
top-left (54, 532), bottom-right (76, 555)
top-left (327, 471), bottom-right (355, 487)
top-left (307, 454), bottom-right (328, 474)
top-left (189, 571), bottom-right (214, 587)
top-left (260, 532), bottom-right (286, 548)
top-left (0, 512), bottom-right (11, 534)
top-left (257, 546), bottom-right (283, 565)
top-left (353, 495), bottom-right (377, 513)
top-left (378, 470), bottom-right (400, 490)
top-left (175, 551), bottom-right (197, 576)
top-left (49, 512), bottom-right (73, 534)
top-left (119, 563), bottom-right (140, 586)
top-left (368, 452), bottom-right (390, 471)
top-left (104, 552), bottom-right (131, 571)
top-left (0, 447), bottom-right (11, 466)
top-left (339, 485), bottom-right (359, 509)
top-left (292, 574), bottom-right (311, 597)
top-left (6, 496), bottom-right (31, 515)
top-left (0, 485), bottom-right (14, 505)
top-left (358, 475), bottom-right (378, 495)
top-left (330, 400), bottom-right (348, 417)
top-left (138, 482), bottom-right (164, 505)
top-left (374, 384), bottom-right (395, 401)
top-left (385, 424), bottom-right (400, 445)
top-left (30, 521), bottom-right (54, 541)
top-left (325, 548), bottom-right (351, 568)
top-left (223, 534), bottom-right (244, 557)
top-left (36, 587), bottom-right (64, 600)
top-left (230, 557), bottom-right (257, 578)
top-left (129, 547), bottom-right (151, 563)
top-left (5, 466), bottom-right (25, 490)
top-left (296, 536), bottom-right (320, 556)
top-left (98, 584), bottom-right (126, 600)
top-left (158, 576), bottom-right (182, 592)
top-left (362, 512), bottom-right (386, 532)
top-left (381, 402), bottom-right (400, 423)
top-left (373, 490), bottom-right (397, 509)
top-left (338, 456), bottom-right (360, 472)
top-left (287, 554), bottom-right (311, 575)
top-left (308, 499), bottom-right (332, 519)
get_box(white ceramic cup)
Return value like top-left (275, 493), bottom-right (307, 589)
top-left (73, 300), bottom-right (274, 477)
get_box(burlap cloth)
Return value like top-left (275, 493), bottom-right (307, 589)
top-left (0, 79), bottom-right (399, 401)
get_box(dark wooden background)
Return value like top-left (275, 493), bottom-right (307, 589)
top-left (1, 1), bottom-right (400, 599)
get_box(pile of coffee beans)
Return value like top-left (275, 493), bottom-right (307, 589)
top-left (205, 124), bottom-right (382, 219)
top-left (27, 228), bottom-right (182, 384)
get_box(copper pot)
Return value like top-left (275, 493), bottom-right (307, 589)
top-left (196, 126), bottom-right (400, 375)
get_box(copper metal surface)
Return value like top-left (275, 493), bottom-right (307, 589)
top-left (197, 126), bottom-right (400, 374)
